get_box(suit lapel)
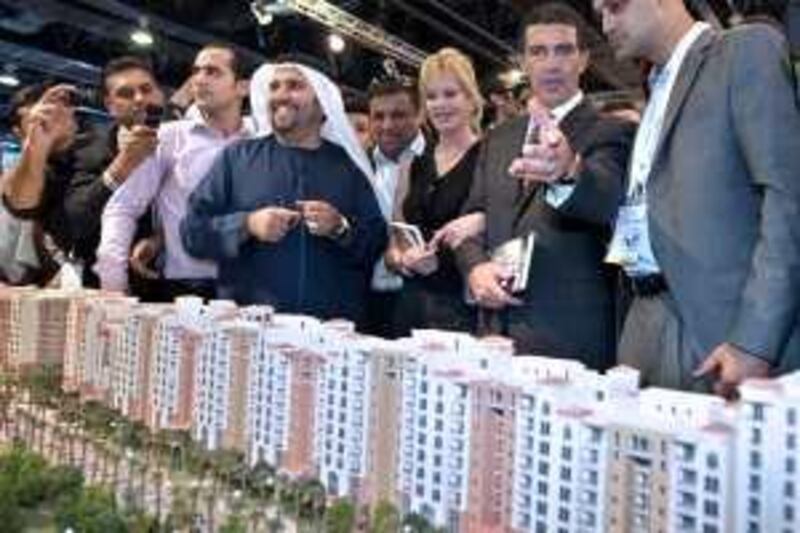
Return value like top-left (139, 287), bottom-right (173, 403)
top-left (505, 116), bottom-right (530, 165)
top-left (499, 116), bottom-right (533, 202)
top-left (503, 117), bottom-right (538, 229)
top-left (652, 30), bottom-right (716, 168)
top-left (558, 100), bottom-right (595, 153)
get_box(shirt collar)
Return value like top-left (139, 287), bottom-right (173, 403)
top-left (188, 109), bottom-right (253, 138)
top-left (649, 22), bottom-right (711, 90)
top-left (408, 131), bottom-right (426, 156)
top-left (373, 130), bottom-right (426, 165)
top-left (550, 91), bottom-right (584, 124)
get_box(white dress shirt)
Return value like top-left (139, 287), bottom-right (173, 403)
top-left (95, 114), bottom-right (253, 291)
top-left (370, 132), bottom-right (426, 291)
top-left (609, 22), bottom-right (711, 275)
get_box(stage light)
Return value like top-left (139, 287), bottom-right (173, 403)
top-left (131, 29), bottom-right (154, 47)
top-left (0, 73), bottom-right (19, 87)
top-left (131, 18), bottom-right (154, 47)
top-left (328, 33), bottom-right (346, 54)
top-left (250, 0), bottom-right (292, 26)
top-left (506, 68), bottom-right (525, 86)
top-left (0, 65), bottom-right (20, 88)
top-left (0, 74), bottom-right (20, 88)
top-left (256, 12), bottom-right (274, 25)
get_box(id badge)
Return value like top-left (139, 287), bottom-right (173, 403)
top-left (606, 203), bottom-right (650, 269)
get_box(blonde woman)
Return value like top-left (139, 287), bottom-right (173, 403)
top-left (387, 47), bottom-right (484, 334)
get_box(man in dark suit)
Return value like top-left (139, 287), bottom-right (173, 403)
top-left (596, 0), bottom-right (800, 396)
top-left (454, 3), bottom-right (635, 369)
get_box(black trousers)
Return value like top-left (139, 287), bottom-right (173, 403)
top-left (142, 278), bottom-right (217, 303)
top-left (393, 281), bottom-right (476, 338)
top-left (359, 290), bottom-right (402, 339)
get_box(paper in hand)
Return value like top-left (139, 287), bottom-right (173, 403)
top-left (491, 232), bottom-right (536, 294)
top-left (390, 222), bottom-right (426, 249)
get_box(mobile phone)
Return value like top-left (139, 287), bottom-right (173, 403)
top-left (143, 105), bottom-right (166, 128)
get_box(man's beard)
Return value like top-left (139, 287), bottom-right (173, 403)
top-left (272, 103), bottom-right (312, 135)
top-left (271, 117), bottom-right (297, 135)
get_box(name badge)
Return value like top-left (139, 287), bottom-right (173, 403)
top-left (606, 203), bottom-right (652, 272)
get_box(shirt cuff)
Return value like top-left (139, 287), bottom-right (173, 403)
top-left (93, 258), bottom-right (129, 292)
top-left (102, 170), bottom-right (121, 191)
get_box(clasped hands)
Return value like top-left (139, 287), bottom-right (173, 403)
top-left (246, 201), bottom-right (346, 243)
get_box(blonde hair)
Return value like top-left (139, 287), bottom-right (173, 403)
top-left (419, 47), bottom-right (484, 133)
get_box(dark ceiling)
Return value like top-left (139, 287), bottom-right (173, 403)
top-left (0, 0), bottom-right (794, 104)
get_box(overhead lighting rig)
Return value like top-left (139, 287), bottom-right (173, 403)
top-left (250, 0), bottom-right (426, 67)
top-left (249, 0), bottom-right (293, 25)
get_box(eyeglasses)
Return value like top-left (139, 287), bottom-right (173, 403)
top-left (525, 43), bottom-right (579, 62)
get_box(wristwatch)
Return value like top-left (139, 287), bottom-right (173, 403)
top-left (333, 216), bottom-right (351, 240)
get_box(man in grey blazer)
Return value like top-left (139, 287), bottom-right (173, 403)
top-left (454, 3), bottom-right (635, 369)
top-left (596, 0), bottom-right (800, 396)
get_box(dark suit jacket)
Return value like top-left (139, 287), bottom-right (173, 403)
top-left (456, 100), bottom-right (635, 369)
top-left (3, 122), bottom-right (157, 288)
top-left (3, 122), bottom-right (117, 286)
top-left (644, 24), bottom-right (800, 372)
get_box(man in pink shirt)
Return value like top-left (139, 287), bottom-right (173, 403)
top-left (95, 43), bottom-right (251, 300)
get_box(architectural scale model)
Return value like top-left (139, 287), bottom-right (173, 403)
top-left (1, 286), bottom-right (798, 533)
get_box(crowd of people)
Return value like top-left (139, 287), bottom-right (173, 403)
top-left (2, 1), bottom-right (800, 399)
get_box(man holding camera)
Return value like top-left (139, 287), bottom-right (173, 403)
top-left (181, 61), bottom-right (386, 321)
top-left (0, 83), bottom-right (74, 285)
top-left (1, 56), bottom-right (165, 287)
top-left (96, 44), bottom-right (251, 301)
